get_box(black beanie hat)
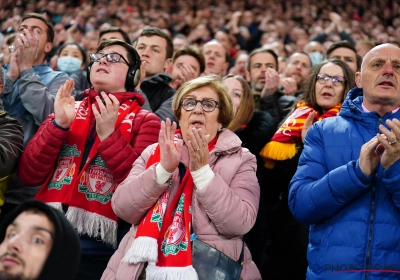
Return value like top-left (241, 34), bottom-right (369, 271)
top-left (0, 200), bottom-right (81, 280)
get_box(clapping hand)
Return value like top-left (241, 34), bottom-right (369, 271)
top-left (170, 64), bottom-right (197, 89)
top-left (92, 92), bottom-right (120, 141)
top-left (301, 111), bottom-right (317, 143)
top-left (187, 128), bottom-right (210, 172)
top-left (359, 119), bottom-right (400, 175)
top-left (159, 118), bottom-right (183, 173)
top-left (377, 119), bottom-right (400, 169)
top-left (260, 68), bottom-right (280, 98)
top-left (54, 79), bottom-right (76, 129)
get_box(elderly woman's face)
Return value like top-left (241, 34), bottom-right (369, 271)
top-left (315, 62), bottom-right (345, 112)
top-left (179, 86), bottom-right (222, 144)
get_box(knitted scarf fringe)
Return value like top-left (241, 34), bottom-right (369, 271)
top-left (66, 206), bottom-right (117, 248)
top-left (45, 202), bottom-right (63, 212)
top-left (260, 141), bottom-right (298, 169)
top-left (146, 263), bottom-right (198, 280)
top-left (122, 236), bottom-right (158, 264)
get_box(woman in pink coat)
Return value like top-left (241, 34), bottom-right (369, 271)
top-left (102, 76), bottom-right (261, 280)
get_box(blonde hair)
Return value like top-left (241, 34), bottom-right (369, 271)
top-left (172, 75), bottom-right (235, 128)
top-left (223, 75), bottom-right (254, 132)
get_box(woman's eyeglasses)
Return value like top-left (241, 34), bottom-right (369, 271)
top-left (90, 52), bottom-right (130, 65)
top-left (180, 98), bottom-right (219, 112)
top-left (316, 73), bottom-right (346, 86)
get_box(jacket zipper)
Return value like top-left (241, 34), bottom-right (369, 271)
top-left (365, 117), bottom-right (382, 279)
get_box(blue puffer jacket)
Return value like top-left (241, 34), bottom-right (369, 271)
top-left (289, 87), bottom-right (400, 280)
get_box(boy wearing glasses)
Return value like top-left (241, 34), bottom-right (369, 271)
top-left (17, 39), bottom-right (160, 280)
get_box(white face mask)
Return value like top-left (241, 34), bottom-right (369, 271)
top-left (57, 56), bottom-right (83, 75)
top-left (308, 52), bottom-right (324, 66)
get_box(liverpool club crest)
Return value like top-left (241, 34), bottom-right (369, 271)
top-left (48, 144), bottom-right (80, 190)
top-left (161, 194), bottom-right (189, 256)
top-left (78, 155), bottom-right (117, 204)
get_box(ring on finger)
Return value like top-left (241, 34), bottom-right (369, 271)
top-left (195, 147), bottom-right (200, 152)
top-left (388, 139), bottom-right (398, 145)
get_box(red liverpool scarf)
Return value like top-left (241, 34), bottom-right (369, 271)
top-left (123, 130), bottom-right (218, 279)
top-left (35, 89), bottom-right (141, 247)
top-left (260, 102), bottom-right (341, 168)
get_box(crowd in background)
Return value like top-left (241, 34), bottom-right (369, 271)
top-left (0, 0), bottom-right (400, 67)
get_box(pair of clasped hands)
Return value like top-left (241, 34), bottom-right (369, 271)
top-left (54, 79), bottom-right (120, 142)
top-left (360, 119), bottom-right (400, 175)
top-left (158, 118), bottom-right (210, 173)
top-left (8, 28), bottom-right (39, 80)
top-left (260, 68), bottom-right (298, 98)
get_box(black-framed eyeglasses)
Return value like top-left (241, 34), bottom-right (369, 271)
top-left (90, 52), bottom-right (130, 65)
top-left (316, 73), bottom-right (346, 86)
top-left (180, 98), bottom-right (219, 112)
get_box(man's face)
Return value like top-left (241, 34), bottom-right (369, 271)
top-left (171, 54), bottom-right (201, 84)
top-left (284, 53), bottom-right (311, 87)
top-left (90, 44), bottom-right (130, 92)
top-left (355, 44), bottom-right (400, 108)
top-left (214, 31), bottom-right (231, 50)
top-left (136, 35), bottom-right (170, 78)
top-left (248, 52), bottom-right (277, 92)
top-left (235, 53), bottom-right (249, 76)
top-left (0, 211), bottom-right (54, 280)
top-left (99, 32), bottom-right (126, 44)
top-left (202, 42), bottom-right (228, 76)
top-left (18, 18), bottom-right (53, 64)
top-left (328, 47), bottom-right (358, 72)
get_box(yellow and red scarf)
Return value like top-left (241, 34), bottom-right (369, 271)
top-left (260, 102), bottom-right (341, 169)
top-left (123, 130), bottom-right (218, 279)
top-left (35, 89), bottom-right (141, 247)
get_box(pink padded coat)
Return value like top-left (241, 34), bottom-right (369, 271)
top-left (101, 129), bottom-right (261, 280)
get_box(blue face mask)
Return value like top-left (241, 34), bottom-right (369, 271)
top-left (308, 51), bottom-right (324, 66)
top-left (57, 56), bottom-right (83, 75)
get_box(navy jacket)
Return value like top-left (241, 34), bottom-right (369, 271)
top-left (289, 87), bottom-right (400, 279)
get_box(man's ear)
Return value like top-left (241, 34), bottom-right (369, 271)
top-left (164, 58), bottom-right (172, 72)
top-left (355, 71), bottom-right (362, 88)
top-left (44, 42), bottom-right (53, 54)
top-left (245, 70), bottom-right (251, 83)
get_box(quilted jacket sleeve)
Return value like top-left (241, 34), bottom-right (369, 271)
top-left (17, 115), bottom-right (70, 186)
top-left (288, 122), bottom-right (373, 225)
top-left (97, 110), bottom-right (160, 184)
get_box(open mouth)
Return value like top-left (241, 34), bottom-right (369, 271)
top-left (321, 92), bottom-right (333, 97)
top-left (191, 121), bottom-right (204, 127)
top-left (378, 81), bottom-right (394, 87)
top-left (96, 68), bottom-right (109, 74)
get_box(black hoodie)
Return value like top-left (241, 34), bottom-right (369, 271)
top-left (0, 200), bottom-right (81, 280)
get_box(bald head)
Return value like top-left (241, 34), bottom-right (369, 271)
top-left (356, 43), bottom-right (400, 115)
top-left (361, 43), bottom-right (400, 70)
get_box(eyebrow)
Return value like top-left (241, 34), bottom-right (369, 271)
top-left (19, 24), bottom-right (43, 32)
top-left (10, 222), bottom-right (54, 239)
top-left (137, 43), bottom-right (161, 49)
